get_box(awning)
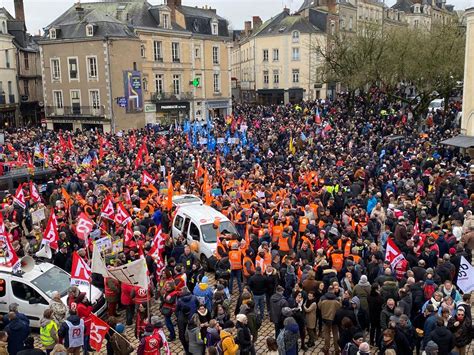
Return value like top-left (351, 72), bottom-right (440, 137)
top-left (440, 135), bottom-right (474, 148)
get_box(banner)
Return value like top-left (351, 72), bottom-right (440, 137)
top-left (42, 210), bottom-right (59, 250)
top-left (76, 213), bottom-right (94, 241)
top-left (13, 185), bottom-right (25, 209)
top-left (114, 203), bottom-right (132, 226)
top-left (142, 171), bottom-right (155, 185)
top-left (31, 208), bottom-right (46, 225)
top-left (385, 238), bottom-right (405, 268)
top-left (89, 314), bottom-right (110, 352)
top-left (100, 196), bottom-right (115, 220)
top-left (0, 213), bottom-right (20, 272)
top-left (457, 256), bottom-right (474, 293)
top-left (70, 252), bottom-right (91, 286)
top-left (95, 236), bottom-right (112, 253)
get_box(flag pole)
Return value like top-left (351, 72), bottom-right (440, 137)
top-left (86, 238), bottom-right (92, 303)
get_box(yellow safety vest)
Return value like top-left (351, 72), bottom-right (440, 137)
top-left (40, 320), bottom-right (58, 347)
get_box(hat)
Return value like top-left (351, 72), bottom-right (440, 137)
top-left (425, 340), bottom-right (438, 352)
top-left (236, 314), bottom-right (247, 323)
top-left (115, 324), bottom-right (125, 333)
top-left (223, 320), bottom-right (235, 329)
top-left (282, 307), bottom-right (293, 317)
top-left (201, 276), bottom-right (209, 284)
top-left (150, 316), bottom-right (160, 325)
top-left (449, 247), bottom-right (456, 255)
top-left (352, 332), bottom-right (364, 340)
top-left (359, 342), bottom-right (370, 353)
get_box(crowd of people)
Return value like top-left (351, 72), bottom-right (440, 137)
top-left (0, 88), bottom-right (472, 355)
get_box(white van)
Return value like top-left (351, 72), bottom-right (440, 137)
top-left (428, 99), bottom-right (444, 112)
top-left (0, 262), bottom-right (106, 328)
top-left (172, 198), bottom-right (237, 269)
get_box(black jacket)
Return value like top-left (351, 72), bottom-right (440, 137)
top-left (236, 322), bottom-right (253, 354)
top-left (427, 325), bottom-right (454, 355)
top-left (248, 273), bottom-right (267, 296)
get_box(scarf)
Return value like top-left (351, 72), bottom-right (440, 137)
top-left (430, 297), bottom-right (441, 311)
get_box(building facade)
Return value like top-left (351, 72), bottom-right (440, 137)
top-left (461, 8), bottom-right (474, 136)
top-left (392, 0), bottom-right (457, 30)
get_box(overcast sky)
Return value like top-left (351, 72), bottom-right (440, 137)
top-left (0, 0), bottom-right (472, 35)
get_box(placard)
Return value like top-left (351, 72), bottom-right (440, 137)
top-left (111, 239), bottom-right (123, 254)
top-left (217, 138), bottom-right (225, 144)
top-left (211, 188), bottom-right (222, 197)
top-left (199, 138), bottom-right (208, 145)
top-left (95, 236), bottom-right (112, 252)
top-left (31, 208), bottom-right (46, 224)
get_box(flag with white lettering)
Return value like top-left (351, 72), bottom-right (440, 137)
top-left (70, 252), bottom-right (91, 286)
top-left (114, 203), bottom-right (132, 226)
top-left (13, 184), bottom-right (26, 209)
top-left (142, 170), bottom-right (155, 185)
top-left (100, 196), bottom-right (115, 220)
top-left (29, 182), bottom-right (41, 203)
top-left (385, 238), bottom-right (405, 268)
top-left (457, 256), bottom-right (474, 293)
top-left (76, 213), bottom-right (94, 241)
top-left (42, 209), bottom-right (59, 250)
top-left (89, 313), bottom-right (110, 352)
top-left (0, 213), bottom-right (20, 271)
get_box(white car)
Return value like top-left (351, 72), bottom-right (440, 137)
top-left (171, 196), bottom-right (237, 270)
top-left (0, 262), bottom-right (106, 328)
top-left (428, 99), bottom-right (444, 112)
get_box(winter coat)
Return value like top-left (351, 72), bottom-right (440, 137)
top-left (352, 284), bottom-right (371, 314)
top-left (176, 290), bottom-right (200, 320)
top-left (5, 317), bottom-right (30, 355)
top-left (0, 341), bottom-right (8, 355)
top-left (368, 291), bottom-right (383, 326)
top-left (236, 322), bottom-right (253, 355)
top-left (193, 281), bottom-right (214, 311)
top-left (380, 281), bottom-right (399, 303)
top-left (220, 329), bottom-right (239, 355)
top-left (49, 299), bottom-right (67, 326)
top-left (205, 327), bottom-right (221, 348)
top-left (380, 304), bottom-right (395, 330)
top-left (110, 333), bottom-right (134, 355)
top-left (304, 300), bottom-right (317, 329)
top-left (277, 322), bottom-right (299, 355)
top-left (120, 283), bottom-right (135, 306)
top-left (427, 325), bottom-right (454, 355)
top-left (185, 324), bottom-right (204, 355)
top-left (248, 273), bottom-right (267, 296)
top-left (447, 316), bottom-right (472, 348)
top-left (318, 292), bottom-right (342, 322)
top-left (398, 293), bottom-right (412, 316)
top-left (269, 293), bottom-right (288, 324)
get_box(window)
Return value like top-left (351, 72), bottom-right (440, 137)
top-left (263, 70), bottom-right (269, 84)
top-left (89, 90), bottom-right (100, 109)
top-left (212, 46), bottom-right (219, 64)
top-left (172, 74), bottom-right (180, 95)
top-left (211, 20), bottom-right (218, 35)
top-left (273, 49), bottom-right (279, 61)
top-left (162, 13), bottom-right (169, 29)
top-left (153, 41), bottom-right (162, 61)
top-left (7, 82), bottom-right (12, 103)
top-left (11, 281), bottom-right (48, 305)
top-left (23, 52), bottom-right (29, 70)
top-left (154, 74), bottom-right (164, 94)
top-left (189, 222), bottom-right (200, 241)
top-left (292, 47), bottom-right (300, 61)
top-left (292, 31), bottom-right (300, 43)
top-left (0, 279), bottom-right (5, 297)
top-left (71, 90), bottom-right (81, 114)
top-left (5, 50), bottom-right (9, 68)
top-left (1, 21), bottom-right (5, 34)
top-left (263, 49), bottom-right (268, 62)
top-left (49, 28), bottom-right (56, 39)
top-left (340, 17), bottom-right (345, 30)
top-left (195, 46), bottom-right (201, 58)
top-left (51, 58), bottom-right (61, 80)
top-left (349, 17), bottom-right (353, 31)
top-left (174, 215), bottom-right (184, 230)
top-left (292, 69), bottom-right (299, 83)
top-left (86, 24), bottom-right (94, 37)
top-left (273, 70), bottom-right (279, 84)
top-left (53, 90), bottom-right (63, 108)
top-left (172, 42), bottom-right (180, 62)
top-left (68, 57), bottom-right (79, 80)
top-left (87, 56), bottom-right (98, 79)
top-left (140, 44), bottom-right (146, 58)
top-left (23, 80), bottom-right (29, 97)
top-left (213, 73), bottom-right (220, 93)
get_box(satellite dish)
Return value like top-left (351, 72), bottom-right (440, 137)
top-left (20, 256), bottom-right (35, 273)
top-left (35, 244), bottom-right (52, 259)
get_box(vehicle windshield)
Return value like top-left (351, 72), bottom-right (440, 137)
top-left (31, 265), bottom-right (71, 298)
top-left (201, 221), bottom-right (237, 243)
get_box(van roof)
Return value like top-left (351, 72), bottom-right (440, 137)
top-left (0, 262), bottom-right (54, 281)
top-left (172, 194), bottom-right (203, 206)
top-left (178, 204), bottom-right (230, 225)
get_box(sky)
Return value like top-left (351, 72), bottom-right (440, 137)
top-left (0, 0), bottom-right (473, 35)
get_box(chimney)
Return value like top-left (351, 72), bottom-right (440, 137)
top-left (14, 0), bottom-right (25, 22)
top-left (244, 21), bottom-right (252, 35)
top-left (75, 2), bottom-right (84, 20)
top-left (252, 16), bottom-right (262, 29)
top-left (283, 6), bottom-right (290, 15)
top-left (166, 0), bottom-right (182, 23)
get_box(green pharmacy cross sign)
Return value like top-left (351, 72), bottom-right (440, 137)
top-left (192, 77), bottom-right (200, 87)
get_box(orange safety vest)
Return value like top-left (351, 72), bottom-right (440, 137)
top-left (278, 235), bottom-right (290, 252)
top-left (255, 254), bottom-right (271, 272)
top-left (229, 250), bottom-right (243, 270)
top-left (351, 254), bottom-right (361, 264)
top-left (331, 252), bottom-right (344, 272)
top-left (337, 239), bottom-right (352, 258)
top-left (301, 236), bottom-right (313, 250)
top-left (272, 225), bottom-right (283, 243)
top-left (242, 256), bottom-right (255, 277)
top-left (299, 217), bottom-right (309, 233)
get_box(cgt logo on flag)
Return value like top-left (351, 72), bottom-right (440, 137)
top-left (71, 252), bottom-right (91, 286)
top-left (385, 238), bottom-right (405, 268)
top-left (89, 314), bottom-right (110, 352)
top-left (76, 213), bottom-right (94, 241)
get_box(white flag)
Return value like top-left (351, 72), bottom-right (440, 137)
top-left (457, 256), bottom-right (474, 293)
top-left (91, 243), bottom-right (111, 277)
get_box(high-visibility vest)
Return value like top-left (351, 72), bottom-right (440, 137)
top-left (331, 252), bottom-right (344, 272)
top-left (279, 235), bottom-right (290, 252)
top-left (255, 254), bottom-right (271, 272)
top-left (242, 256), bottom-right (255, 277)
top-left (229, 250), bottom-right (243, 270)
top-left (337, 239), bottom-right (352, 258)
top-left (299, 217), bottom-right (309, 232)
top-left (272, 226), bottom-right (283, 242)
top-left (40, 320), bottom-right (58, 347)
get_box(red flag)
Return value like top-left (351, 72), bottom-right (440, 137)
top-left (124, 188), bottom-right (132, 205)
top-left (53, 153), bottom-right (62, 165)
top-left (67, 136), bottom-right (75, 152)
top-left (124, 224), bottom-right (134, 247)
top-left (89, 314), bottom-right (110, 352)
top-left (142, 171), bottom-right (155, 185)
top-left (29, 182), bottom-right (41, 203)
top-left (6, 143), bottom-right (16, 153)
top-left (158, 328), bottom-right (171, 355)
top-left (98, 143), bottom-right (105, 161)
top-left (59, 135), bottom-right (67, 152)
top-left (43, 209), bottom-right (59, 250)
top-left (115, 202), bottom-right (132, 226)
top-left (152, 227), bottom-right (165, 253)
top-left (13, 184), bottom-right (26, 209)
top-left (167, 173), bottom-right (173, 210)
top-left (413, 218), bottom-right (420, 237)
top-left (129, 134), bottom-right (137, 150)
top-left (76, 213), bottom-right (94, 241)
top-left (70, 251), bottom-right (92, 285)
top-left (385, 238), bottom-right (405, 268)
top-left (216, 153), bottom-right (221, 172)
top-left (134, 147), bottom-right (143, 169)
top-left (100, 196), bottom-right (115, 220)
top-left (0, 213), bottom-right (20, 271)
top-left (27, 153), bottom-right (34, 171)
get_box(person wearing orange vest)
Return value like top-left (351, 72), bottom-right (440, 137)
top-left (228, 242), bottom-right (243, 294)
top-left (330, 248), bottom-right (345, 273)
top-left (104, 277), bottom-right (120, 317)
top-left (234, 208), bottom-right (247, 238)
top-left (337, 235), bottom-right (353, 258)
top-left (242, 249), bottom-right (255, 280)
top-left (278, 230), bottom-right (293, 257)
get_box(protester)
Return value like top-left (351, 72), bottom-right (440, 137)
top-left (5, 311), bottom-right (30, 355)
top-left (39, 309), bottom-right (59, 354)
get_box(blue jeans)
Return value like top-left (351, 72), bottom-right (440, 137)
top-left (165, 315), bottom-right (176, 339)
top-left (229, 269), bottom-right (242, 294)
top-left (253, 294), bottom-right (265, 322)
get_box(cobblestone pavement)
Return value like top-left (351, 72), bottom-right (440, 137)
top-left (32, 271), bottom-right (474, 354)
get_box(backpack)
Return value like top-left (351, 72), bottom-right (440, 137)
top-left (342, 342), bottom-right (358, 355)
top-left (423, 283), bottom-right (436, 300)
top-left (215, 340), bottom-right (224, 355)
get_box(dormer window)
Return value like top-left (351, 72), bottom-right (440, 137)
top-left (292, 30), bottom-right (300, 43)
top-left (211, 19), bottom-right (218, 35)
top-left (86, 24), bottom-right (94, 37)
top-left (162, 13), bottom-right (170, 29)
top-left (49, 28), bottom-right (57, 39)
top-left (1, 21), bottom-right (6, 34)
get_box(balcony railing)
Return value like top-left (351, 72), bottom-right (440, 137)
top-left (46, 105), bottom-right (106, 118)
top-left (150, 92), bottom-right (193, 102)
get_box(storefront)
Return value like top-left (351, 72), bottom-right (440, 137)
top-left (155, 102), bottom-right (190, 127)
top-left (0, 104), bottom-right (18, 128)
top-left (206, 100), bottom-right (231, 119)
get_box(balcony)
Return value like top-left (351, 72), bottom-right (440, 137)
top-left (46, 105), bottom-right (106, 119)
top-left (150, 92), bottom-right (193, 102)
